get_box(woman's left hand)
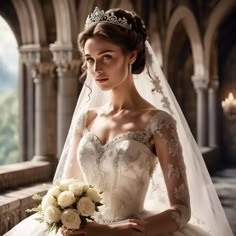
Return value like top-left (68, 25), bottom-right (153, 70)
top-left (61, 222), bottom-right (109, 236)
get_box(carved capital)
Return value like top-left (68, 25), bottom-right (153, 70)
top-left (50, 42), bottom-right (73, 65)
top-left (20, 44), bottom-right (51, 65)
top-left (192, 75), bottom-right (209, 90)
top-left (32, 63), bottom-right (55, 84)
top-left (56, 60), bottom-right (81, 78)
top-left (209, 76), bottom-right (219, 90)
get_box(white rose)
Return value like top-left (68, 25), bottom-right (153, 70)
top-left (61, 209), bottom-right (81, 229)
top-left (83, 184), bottom-right (89, 192)
top-left (68, 182), bottom-right (84, 196)
top-left (58, 191), bottom-right (76, 208)
top-left (77, 197), bottom-right (95, 216)
top-left (59, 179), bottom-right (77, 191)
top-left (44, 206), bottom-right (62, 224)
top-left (41, 194), bottom-right (57, 211)
top-left (86, 188), bottom-right (102, 203)
top-left (48, 186), bottom-right (61, 198)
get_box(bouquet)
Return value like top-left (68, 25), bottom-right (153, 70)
top-left (26, 178), bottom-right (103, 233)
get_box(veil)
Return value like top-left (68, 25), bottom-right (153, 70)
top-left (53, 41), bottom-right (233, 236)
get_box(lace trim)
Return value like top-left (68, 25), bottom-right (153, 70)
top-left (171, 204), bottom-right (191, 228)
top-left (148, 111), bottom-right (183, 157)
top-left (83, 129), bottom-right (152, 157)
top-left (167, 163), bottom-right (180, 179)
top-left (75, 110), bottom-right (88, 133)
top-left (174, 184), bottom-right (189, 204)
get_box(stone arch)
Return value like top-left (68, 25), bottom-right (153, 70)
top-left (25, 0), bottom-right (47, 44)
top-left (11, 0), bottom-right (34, 44)
top-left (204, 0), bottom-right (236, 79)
top-left (67, 0), bottom-right (79, 43)
top-left (52, 0), bottom-right (74, 44)
top-left (110, 0), bottom-right (134, 11)
top-left (77, 0), bottom-right (97, 32)
top-left (165, 6), bottom-right (204, 77)
top-left (11, 0), bottom-right (46, 45)
top-left (150, 32), bottom-right (163, 67)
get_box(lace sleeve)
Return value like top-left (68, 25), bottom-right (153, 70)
top-left (74, 110), bottom-right (87, 134)
top-left (151, 111), bottom-right (191, 229)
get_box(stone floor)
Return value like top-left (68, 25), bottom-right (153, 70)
top-left (211, 166), bottom-right (236, 235)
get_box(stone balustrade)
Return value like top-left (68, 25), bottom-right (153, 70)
top-left (0, 161), bottom-right (52, 235)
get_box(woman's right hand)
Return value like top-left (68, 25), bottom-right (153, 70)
top-left (110, 219), bottom-right (147, 236)
top-left (61, 219), bottom-right (147, 236)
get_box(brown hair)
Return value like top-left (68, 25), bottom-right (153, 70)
top-left (78, 8), bottom-right (147, 76)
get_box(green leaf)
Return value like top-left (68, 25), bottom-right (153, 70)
top-left (32, 193), bottom-right (44, 200)
top-left (25, 207), bottom-right (40, 213)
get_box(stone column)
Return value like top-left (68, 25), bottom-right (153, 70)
top-left (56, 62), bottom-right (80, 157)
top-left (32, 63), bottom-right (57, 162)
top-left (50, 43), bottom-right (81, 157)
top-left (208, 78), bottom-right (219, 147)
top-left (20, 45), bottom-right (58, 170)
top-left (192, 76), bottom-right (209, 147)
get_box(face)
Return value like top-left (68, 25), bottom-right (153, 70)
top-left (83, 36), bottom-right (131, 91)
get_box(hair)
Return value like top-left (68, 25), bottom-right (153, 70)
top-left (78, 8), bottom-right (148, 77)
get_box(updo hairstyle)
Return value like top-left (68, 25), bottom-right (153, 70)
top-left (78, 8), bottom-right (148, 75)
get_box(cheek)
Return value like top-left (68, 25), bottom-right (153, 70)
top-left (110, 60), bottom-right (128, 75)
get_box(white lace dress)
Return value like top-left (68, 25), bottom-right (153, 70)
top-left (4, 111), bottom-right (212, 236)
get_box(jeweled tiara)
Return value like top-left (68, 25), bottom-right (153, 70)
top-left (85, 7), bottom-right (132, 30)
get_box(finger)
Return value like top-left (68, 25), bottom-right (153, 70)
top-left (63, 228), bottom-right (86, 235)
top-left (129, 219), bottom-right (147, 226)
top-left (129, 223), bottom-right (145, 232)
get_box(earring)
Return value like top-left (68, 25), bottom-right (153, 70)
top-left (129, 63), bottom-right (132, 73)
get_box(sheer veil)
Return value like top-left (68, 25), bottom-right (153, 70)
top-left (53, 41), bottom-right (233, 236)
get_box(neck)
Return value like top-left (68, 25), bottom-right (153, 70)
top-left (109, 76), bottom-right (143, 112)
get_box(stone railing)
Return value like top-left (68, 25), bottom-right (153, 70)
top-left (0, 161), bottom-right (52, 235)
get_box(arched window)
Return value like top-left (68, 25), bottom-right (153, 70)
top-left (0, 15), bottom-right (19, 165)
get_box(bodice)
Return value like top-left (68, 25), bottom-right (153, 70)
top-left (77, 128), bottom-right (158, 223)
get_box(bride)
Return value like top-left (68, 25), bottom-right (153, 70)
top-left (5, 7), bottom-right (233, 236)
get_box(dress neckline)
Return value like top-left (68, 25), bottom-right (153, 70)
top-left (83, 110), bottom-right (165, 147)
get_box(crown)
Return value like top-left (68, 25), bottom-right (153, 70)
top-left (85, 7), bottom-right (132, 30)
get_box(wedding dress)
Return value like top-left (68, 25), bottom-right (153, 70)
top-left (4, 40), bottom-right (233, 235)
top-left (5, 110), bottom-right (212, 236)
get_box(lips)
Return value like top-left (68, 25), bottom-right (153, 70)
top-left (95, 77), bottom-right (108, 82)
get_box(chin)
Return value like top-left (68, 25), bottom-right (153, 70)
top-left (96, 83), bottom-right (113, 91)
top-left (99, 86), bottom-right (112, 91)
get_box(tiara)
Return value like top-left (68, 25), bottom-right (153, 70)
top-left (85, 7), bottom-right (132, 30)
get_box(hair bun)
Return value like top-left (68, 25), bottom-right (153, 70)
top-left (132, 14), bottom-right (147, 42)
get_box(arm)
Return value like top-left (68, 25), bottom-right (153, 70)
top-left (63, 131), bottom-right (83, 180)
top-left (63, 111), bottom-right (87, 180)
top-left (144, 113), bottom-right (191, 236)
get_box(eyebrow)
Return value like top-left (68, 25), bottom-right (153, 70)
top-left (85, 50), bottom-right (115, 57)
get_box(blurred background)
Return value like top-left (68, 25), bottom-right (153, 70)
top-left (0, 0), bottom-right (235, 235)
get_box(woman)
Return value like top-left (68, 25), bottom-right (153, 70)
top-left (5, 7), bottom-right (233, 236)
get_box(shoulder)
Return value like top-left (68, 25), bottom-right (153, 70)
top-left (150, 109), bottom-right (176, 126)
top-left (148, 109), bottom-right (177, 136)
top-left (85, 106), bottom-right (104, 127)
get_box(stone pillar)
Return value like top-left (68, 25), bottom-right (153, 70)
top-left (50, 43), bottom-right (81, 157)
top-left (208, 78), bottom-right (219, 147)
top-left (32, 64), bottom-right (57, 163)
top-left (20, 45), bottom-right (58, 172)
top-left (192, 76), bottom-right (209, 147)
top-left (56, 62), bottom-right (80, 157)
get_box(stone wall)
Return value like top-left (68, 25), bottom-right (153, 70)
top-left (0, 161), bottom-right (52, 235)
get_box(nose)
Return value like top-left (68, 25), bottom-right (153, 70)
top-left (94, 61), bottom-right (103, 74)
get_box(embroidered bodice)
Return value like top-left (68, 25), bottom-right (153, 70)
top-left (76, 110), bottom-right (190, 228)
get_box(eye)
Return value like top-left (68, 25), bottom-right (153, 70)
top-left (86, 57), bottom-right (94, 63)
top-left (103, 55), bottom-right (112, 60)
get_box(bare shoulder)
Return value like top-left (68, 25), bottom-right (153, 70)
top-left (86, 106), bottom-right (104, 127)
